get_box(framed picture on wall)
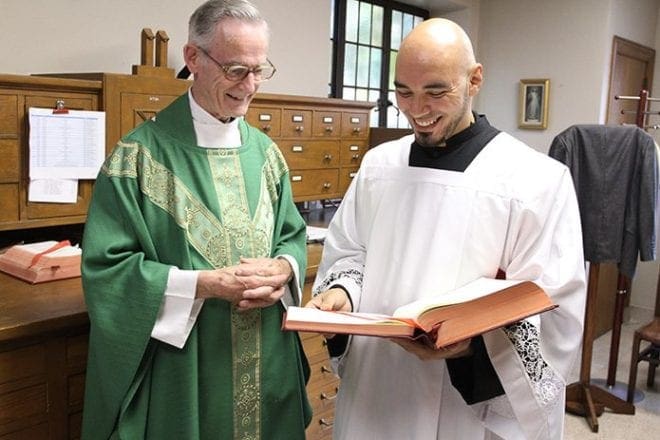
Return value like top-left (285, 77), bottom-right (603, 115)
top-left (519, 78), bottom-right (550, 129)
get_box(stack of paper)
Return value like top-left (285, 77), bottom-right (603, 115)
top-left (0, 240), bottom-right (82, 284)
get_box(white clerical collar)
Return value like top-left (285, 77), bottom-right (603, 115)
top-left (188, 89), bottom-right (242, 149)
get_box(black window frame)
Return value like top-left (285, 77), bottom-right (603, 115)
top-left (331, 0), bottom-right (429, 127)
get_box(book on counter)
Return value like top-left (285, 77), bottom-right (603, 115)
top-left (0, 240), bottom-right (82, 284)
top-left (306, 225), bottom-right (328, 243)
top-left (283, 278), bottom-right (557, 348)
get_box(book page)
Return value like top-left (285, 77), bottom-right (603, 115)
top-left (286, 306), bottom-right (405, 326)
top-left (392, 277), bottom-right (523, 319)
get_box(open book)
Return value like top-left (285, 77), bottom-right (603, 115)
top-left (0, 240), bottom-right (81, 284)
top-left (283, 278), bottom-right (557, 348)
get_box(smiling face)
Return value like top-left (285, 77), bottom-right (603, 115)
top-left (394, 19), bottom-right (482, 147)
top-left (184, 18), bottom-right (269, 120)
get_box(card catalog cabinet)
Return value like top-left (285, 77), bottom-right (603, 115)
top-left (0, 75), bottom-right (101, 231)
top-left (246, 94), bottom-right (373, 202)
top-left (302, 242), bottom-right (338, 439)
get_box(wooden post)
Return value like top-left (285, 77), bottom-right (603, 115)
top-left (140, 28), bottom-right (155, 66)
top-left (155, 30), bottom-right (170, 68)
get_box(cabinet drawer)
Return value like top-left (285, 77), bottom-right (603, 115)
top-left (312, 111), bottom-right (341, 137)
top-left (0, 95), bottom-right (18, 136)
top-left (0, 184), bottom-right (19, 224)
top-left (339, 167), bottom-right (359, 194)
top-left (307, 380), bottom-right (339, 413)
top-left (67, 372), bottom-right (85, 408)
top-left (0, 140), bottom-right (19, 183)
top-left (0, 344), bottom-right (46, 386)
top-left (246, 106), bottom-right (281, 137)
top-left (341, 112), bottom-right (369, 138)
top-left (289, 169), bottom-right (339, 199)
top-left (23, 94), bottom-right (97, 221)
top-left (119, 92), bottom-right (179, 143)
top-left (66, 334), bottom-right (88, 368)
top-left (305, 406), bottom-right (335, 440)
top-left (0, 384), bottom-right (48, 432)
top-left (25, 182), bottom-right (92, 220)
top-left (280, 140), bottom-right (339, 169)
top-left (340, 140), bottom-right (367, 166)
top-left (282, 109), bottom-right (312, 137)
top-left (0, 421), bottom-right (48, 439)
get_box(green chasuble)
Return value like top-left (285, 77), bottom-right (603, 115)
top-left (81, 94), bottom-right (311, 439)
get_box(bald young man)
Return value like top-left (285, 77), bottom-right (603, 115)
top-left (307, 18), bottom-right (586, 440)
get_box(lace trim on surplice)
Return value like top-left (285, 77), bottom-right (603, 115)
top-left (503, 321), bottom-right (563, 414)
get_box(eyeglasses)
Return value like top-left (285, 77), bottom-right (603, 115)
top-left (196, 46), bottom-right (276, 82)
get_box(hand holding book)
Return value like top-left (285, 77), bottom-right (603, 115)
top-left (285, 278), bottom-right (557, 349)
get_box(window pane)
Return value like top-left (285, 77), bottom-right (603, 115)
top-left (343, 87), bottom-right (356, 100)
top-left (388, 50), bottom-right (397, 89)
top-left (369, 48), bottom-right (381, 88)
top-left (356, 45), bottom-right (370, 87)
top-left (346, 0), bottom-right (359, 42)
top-left (358, 2), bottom-right (372, 45)
top-left (355, 88), bottom-right (369, 101)
top-left (391, 10), bottom-right (402, 50)
top-left (368, 89), bottom-right (380, 102)
top-left (402, 13), bottom-right (414, 39)
top-left (371, 5), bottom-right (383, 46)
top-left (344, 43), bottom-right (357, 86)
top-left (414, 15), bottom-right (424, 27)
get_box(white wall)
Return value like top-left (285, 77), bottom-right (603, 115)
top-left (0, 0), bottom-right (331, 97)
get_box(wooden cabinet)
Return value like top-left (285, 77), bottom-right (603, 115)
top-left (0, 75), bottom-right (101, 231)
top-left (247, 94), bottom-right (373, 202)
top-left (0, 243), bottom-right (336, 440)
top-left (0, 274), bottom-right (88, 440)
top-left (0, 74), bottom-right (374, 232)
top-left (39, 73), bottom-right (192, 153)
top-left (302, 242), bottom-right (338, 439)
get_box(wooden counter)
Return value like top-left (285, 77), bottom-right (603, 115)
top-left (0, 272), bottom-right (88, 439)
top-left (0, 241), bottom-right (336, 439)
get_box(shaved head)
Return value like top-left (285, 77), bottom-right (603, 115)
top-left (398, 18), bottom-right (477, 77)
top-left (394, 18), bottom-right (483, 147)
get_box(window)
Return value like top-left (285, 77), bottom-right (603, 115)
top-left (331, 0), bottom-right (428, 128)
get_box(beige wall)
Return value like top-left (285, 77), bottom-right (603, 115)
top-left (0, 0), bottom-right (332, 97)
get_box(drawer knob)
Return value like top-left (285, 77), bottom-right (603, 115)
top-left (323, 182), bottom-right (332, 189)
top-left (352, 153), bottom-right (360, 160)
top-left (352, 127), bottom-right (361, 134)
top-left (320, 389), bottom-right (338, 400)
top-left (295, 125), bottom-right (304, 132)
top-left (321, 365), bottom-right (332, 373)
top-left (323, 154), bottom-right (333, 161)
top-left (325, 126), bottom-right (334, 132)
top-left (262, 125), bottom-right (272, 132)
top-left (319, 418), bottom-right (334, 428)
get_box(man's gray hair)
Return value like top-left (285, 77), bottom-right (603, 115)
top-left (189, 0), bottom-right (267, 48)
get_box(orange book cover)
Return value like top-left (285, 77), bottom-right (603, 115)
top-left (0, 240), bottom-right (81, 284)
top-left (283, 278), bottom-right (557, 348)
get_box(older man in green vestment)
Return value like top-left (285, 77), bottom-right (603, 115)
top-left (80, 1), bottom-right (311, 438)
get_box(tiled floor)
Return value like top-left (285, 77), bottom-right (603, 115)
top-left (564, 306), bottom-right (659, 439)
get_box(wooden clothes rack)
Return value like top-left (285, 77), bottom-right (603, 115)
top-left (565, 88), bottom-right (659, 432)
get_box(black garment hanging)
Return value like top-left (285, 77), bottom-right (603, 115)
top-left (549, 124), bottom-right (658, 278)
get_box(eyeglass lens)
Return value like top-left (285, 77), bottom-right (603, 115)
top-left (225, 64), bottom-right (275, 81)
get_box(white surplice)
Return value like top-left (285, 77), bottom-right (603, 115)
top-left (313, 133), bottom-right (587, 440)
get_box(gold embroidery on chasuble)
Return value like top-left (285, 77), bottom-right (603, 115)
top-left (206, 147), bottom-right (285, 440)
